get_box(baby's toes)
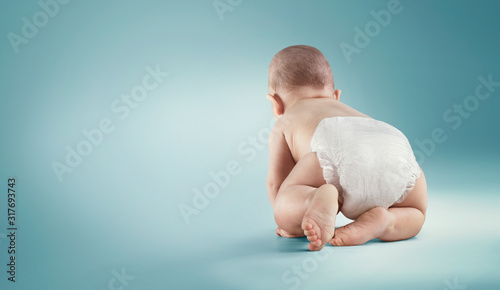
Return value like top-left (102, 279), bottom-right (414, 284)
top-left (330, 236), bottom-right (346, 246)
top-left (307, 234), bottom-right (318, 242)
top-left (308, 239), bottom-right (322, 251)
top-left (304, 229), bottom-right (316, 237)
top-left (329, 226), bottom-right (359, 246)
top-left (302, 221), bottom-right (313, 231)
top-left (302, 218), bottom-right (322, 240)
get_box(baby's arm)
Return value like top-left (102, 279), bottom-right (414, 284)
top-left (266, 123), bottom-right (295, 209)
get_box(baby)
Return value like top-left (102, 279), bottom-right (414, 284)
top-left (266, 45), bottom-right (427, 251)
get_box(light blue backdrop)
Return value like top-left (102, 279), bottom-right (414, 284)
top-left (1, 0), bottom-right (499, 289)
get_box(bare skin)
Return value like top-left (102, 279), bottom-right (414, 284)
top-left (330, 172), bottom-right (427, 246)
top-left (267, 87), bottom-right (427, 250)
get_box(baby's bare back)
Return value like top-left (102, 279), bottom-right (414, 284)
top-left (281, 98), bottom-right (369, 162)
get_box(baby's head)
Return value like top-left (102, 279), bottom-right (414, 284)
top-left (267, 45), bottom-right (341, 118)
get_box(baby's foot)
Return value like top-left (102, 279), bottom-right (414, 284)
top-left (276, 227), bottom-right (304, 238)
top-left (330, 207), bottom-right (390, 246)
top-left (301, 185), bottom-right (338, 251)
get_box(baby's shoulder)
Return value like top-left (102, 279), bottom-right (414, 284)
top-left (272, 117), bottom-right (289, 133)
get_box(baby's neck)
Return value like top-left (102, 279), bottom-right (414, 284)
top-left (284, 87), bottom-right (335, 110)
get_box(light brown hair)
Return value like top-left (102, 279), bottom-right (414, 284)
top-left (268, 45), bottom-right (334, 93)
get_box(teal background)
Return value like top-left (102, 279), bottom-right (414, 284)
top-left (1, 0), bottom-right (499, 289)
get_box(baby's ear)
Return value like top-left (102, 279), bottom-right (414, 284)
top-left (266, 93), bottom-right (284, 117)
top-left (333, 89), bottom-right (341, 101)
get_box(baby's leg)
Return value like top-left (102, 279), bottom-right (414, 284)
top-left (379, 171), bottom-right (427, 241)
top-left (330, 171), bottom-right (427, 246)
top-left (274, 152), bottom-right (339, 251)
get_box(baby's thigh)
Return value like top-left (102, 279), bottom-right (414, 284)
top-left (281, 152), bottom-right (326, 189)
top-left (391, 170), bottom-right (428, 213)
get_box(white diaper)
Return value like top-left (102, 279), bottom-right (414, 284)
top-left (310, 117), bottom-right (421, 219)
